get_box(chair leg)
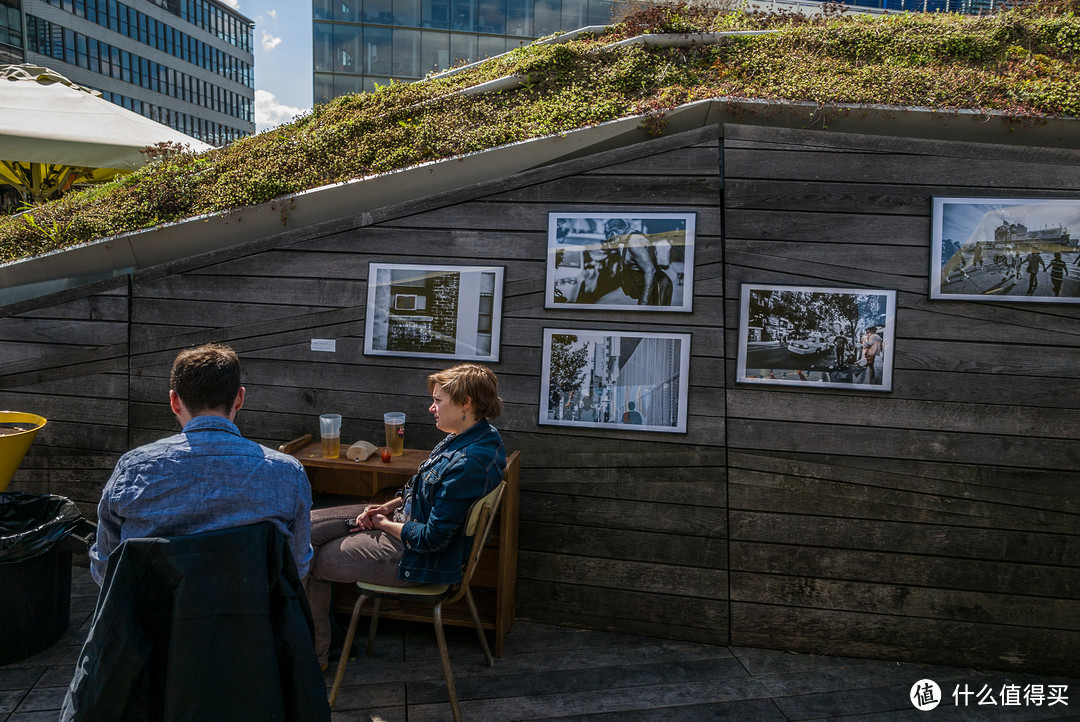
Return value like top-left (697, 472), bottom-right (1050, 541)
top-left (432, 602), bottom-right (462, 722)
top-left (464, 587), bottom-right (494, 667)
top-left (366, 597), bottom-right (382, 656)
top-left (329, 593), bottom-right (370, 709)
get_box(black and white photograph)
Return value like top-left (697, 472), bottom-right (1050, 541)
top-left (737, 285), bottom-right (897, 392)
top-left (539, 328), bottom-right (691, 433)
top-left (545, 212), bottom-right (696, 311)
top-left (364, 263), bottom-right (504, 360)
top-left (930, 197), bottom-right (1080, 303)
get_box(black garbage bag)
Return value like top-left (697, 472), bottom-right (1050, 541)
top-left (0, 491), bottom-right (92, 665)
top-left (0, 491), bottom-right (84, 562)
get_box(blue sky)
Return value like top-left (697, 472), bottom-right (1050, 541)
top-left (219, 0), bottom-right (312, 132)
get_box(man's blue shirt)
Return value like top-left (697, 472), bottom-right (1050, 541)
top-left (89, 415), bottom-right (313, 584)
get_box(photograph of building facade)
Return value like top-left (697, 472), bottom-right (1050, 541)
top-left (313, 0), bottom-right (615, 99)
top-left (366, 265), bottom-right (501, 359)
top-left (12, 0), bottom-right (254, 145)
top-left (541, 329), bottom-right (689, 432)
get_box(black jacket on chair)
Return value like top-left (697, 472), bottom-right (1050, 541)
top-left (61, 522), bottom-right (330, 722)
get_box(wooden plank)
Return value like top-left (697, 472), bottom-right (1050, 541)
top-left (725, 122), bottom-right (1080, 167)
top-left (582, 146), bottom-right (720, 176)
top-left (519, 551), bottom-right (729, 599)
top-left (731, 511), bottom-right (1079, 567)
top-left (729, 603), bottom-right (1079, 675)
top-left (483, 174), bottom-right (721, 205)
top-left (729, 541), bottom-right (1077, 598)
top-left (726, 389), bottom-right (1080, 440)
top-left (729, 471), bottom-right (1076, 534)
top-left (0, 318), bottom-right (127, 345)
top-left (725, 147), bottom-right (1080, 189)
top-left (729, 572), bottom-right (1080, 630)
top-left (726, 419), bottom-right (1080, 470)
top-left (725, 207), bottom-right (927, 244)
top-left (728, 449), bottom-right (1080, 507)
top-left (0, 275), bottom-right (128, 318)
top-left (519, 491), bottom-right (726, 537)
top-left (519, 521), bottom-right (728, 569)
top-left (517, 580), bottom-right (728, 644)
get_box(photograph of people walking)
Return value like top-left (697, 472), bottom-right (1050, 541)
top-left (930, 198), bottom-right (1080, 303)
top-left (545, 213), bottom-right (696, 311)
top-left (737, 285), bottom-right (897, 392)
top-left (539, 329), bottom-right (691, 433)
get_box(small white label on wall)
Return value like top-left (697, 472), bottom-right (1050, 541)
top-left (310, 339), bottom-right (336, 352)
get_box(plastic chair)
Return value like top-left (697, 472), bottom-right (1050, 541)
top-left (328, 480), bottom-right (507, 720)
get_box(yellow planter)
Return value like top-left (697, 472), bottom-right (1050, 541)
top-left (0, 412), bottom-right (47, 492)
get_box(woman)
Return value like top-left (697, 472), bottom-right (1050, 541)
top-left (304, 364), bottom-right (506, 668)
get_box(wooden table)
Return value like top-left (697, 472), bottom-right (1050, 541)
top-left (279, 434), bottom-right (519, 656)
top-left (278, 434), bottom-right (426, 497)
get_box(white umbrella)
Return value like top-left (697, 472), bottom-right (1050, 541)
top-left (0, 64), bottom-right (212, 203)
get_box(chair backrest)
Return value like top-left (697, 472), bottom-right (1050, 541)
top-left (447, 480), bottom-right (506, 604)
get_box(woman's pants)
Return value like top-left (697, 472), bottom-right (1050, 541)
top-left (304, 504), bottom-right (409, 666)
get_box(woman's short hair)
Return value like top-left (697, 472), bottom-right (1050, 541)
top-left (428, 364), bottom-right (503, 420)
top-left (170, 343), bottom-right (241, 413)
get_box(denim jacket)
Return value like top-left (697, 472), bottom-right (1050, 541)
top-left (398, 420), bottom-right (506, 585)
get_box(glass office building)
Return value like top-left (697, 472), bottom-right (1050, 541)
top-left (17, 0), bottom-right (254, 145)
top-left (313, 0), bottom-right (616, 101)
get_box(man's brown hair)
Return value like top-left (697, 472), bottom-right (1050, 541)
top-left (170, 343), bottom-right (241, 413)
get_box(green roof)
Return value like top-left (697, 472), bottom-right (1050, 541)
top-left (1, 1), bottom-right (1077, 264)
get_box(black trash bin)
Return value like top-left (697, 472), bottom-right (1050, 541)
top-left (0, 492), bottom-right (91, 665)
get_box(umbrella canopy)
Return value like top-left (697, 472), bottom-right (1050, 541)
top-left (0, 64), bottom-right (212, 204)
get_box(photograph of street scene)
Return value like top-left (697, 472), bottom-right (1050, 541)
top-left (545, 212), bottom-right (696, 311)
top-left (365, 264), bottom-right (503, 360)
top-left (930, 198), bottom-right (1080, 303)
top-left (539, 328), bottom-right (691, 433)
top-left (737, 285), bottom-right (897, 392)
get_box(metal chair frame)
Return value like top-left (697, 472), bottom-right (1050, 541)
top-left (328, 480), bottom-right (507, 720)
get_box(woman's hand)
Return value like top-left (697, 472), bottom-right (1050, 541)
top-left (352, 499), bottom-right (402, 530)
top-left (369, 513), bottom-right (404, 540)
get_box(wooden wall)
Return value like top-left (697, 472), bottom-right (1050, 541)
top-left (1, 121), bottom-right (1076, 675)
top-left (723, 124), bottom-right (1080, 675)
top-left (0, 277), bottom-right (129, 515)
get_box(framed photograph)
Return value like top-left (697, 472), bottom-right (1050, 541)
top-left (364, 263), bottom-right (504, 361)
top-left (930, 197), bottom-right (1080, 303)
top-left (539, 328), bottom-right (691, 433)
top-left (736, 285), bottom-right (897, 392)
top-left (544, 212), bottom-right (696, 311)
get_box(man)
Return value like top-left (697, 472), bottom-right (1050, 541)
top-left (1025, 248), bottom-right (1047, 295)
top-left (89, 343), bottom-right (312, 585)
top-left (860, 326), bottom-right (883, 385)
top-left (604, 218), bottom-right (674, 306)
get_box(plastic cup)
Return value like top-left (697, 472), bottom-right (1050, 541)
top-left (319, 414), bottom-right (341, 459)
top-left (383, 412), bottom-right (405, 456)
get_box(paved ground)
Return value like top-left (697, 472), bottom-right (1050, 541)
top-left (2, 569), bottom-right (1078, 721)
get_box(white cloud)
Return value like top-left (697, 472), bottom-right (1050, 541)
top-left (267, 9), bottom-right (277, 19)
top-left (255, 89), bottom-right (308, 133)
top-left (218, 0), bottom-right (240, 8)
top-left (261, 31), bottom-right (282, 51)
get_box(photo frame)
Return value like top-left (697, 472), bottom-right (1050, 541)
top-left (544, 212), bottom-right (696, 311)
top-left (736, 284), bottom-right (897, 392)
top-left (364, 263), bottom-right (504, 361)
top-left (539, 328), bottom-right (691, 433)
top-left (930, 197), bottom-right (1080, 303)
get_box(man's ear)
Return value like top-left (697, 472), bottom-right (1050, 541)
top-left (230, 387), bottom-right (246, 418)
top-left (169, 390), bottom-right (182, 416)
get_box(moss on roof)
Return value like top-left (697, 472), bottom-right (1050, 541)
top-left (2, 0), bottom-right (1077, 262)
